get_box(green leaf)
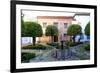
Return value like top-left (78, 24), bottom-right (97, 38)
top-left (85, 22), bottom-right (90, 36)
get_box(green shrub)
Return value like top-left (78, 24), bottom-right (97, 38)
top-left (33, 44), bottom-right (46, 50)
top-left (84, 44), bottom-right (90, 51)
top-left (21, 53), bottom-right (36, 62)
top-left (72, 42), bottom-right (82, 46)
top-left (47, 42), bottom-right (59, 48)
top-left (78, 55), bottom-right (90, 60)
top-left (22, 45), bottom-right (34, 49)
top-left (77, 47), bottom-right (90, 60)
top-left (65, 41), bottom-right (73, 48)
top-left (22, 44), bottom-right (46, 50)
top-left (65, 41), bottom-right (82, 47)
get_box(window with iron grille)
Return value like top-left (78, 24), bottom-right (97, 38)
top-left (53, 22), bottom-right (58, 27)
top-left (64, 23), bottom-right (68, 28)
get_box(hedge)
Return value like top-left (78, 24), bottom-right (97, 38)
top-left (21, 53), bottom-right (36, 62)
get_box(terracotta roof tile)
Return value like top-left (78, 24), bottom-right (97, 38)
top-left (37, 16), bottom-right (73, 19)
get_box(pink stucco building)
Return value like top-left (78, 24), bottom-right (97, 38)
top-left (36, 16), bottom-right (76, 43)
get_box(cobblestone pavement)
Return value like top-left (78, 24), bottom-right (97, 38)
top-left (29, 44), bottom-right (90, 63)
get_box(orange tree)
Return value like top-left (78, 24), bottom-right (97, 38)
top-left (45, 25), bottom-right (58, 42)
top-left (23, 22), bottom-right (43, 45)
top-left (85, 22), bottom-right (90, 36)
top-left (67, 24), bottom-right (82, 42)
top-left (21, 14), bottom-right (26, 36)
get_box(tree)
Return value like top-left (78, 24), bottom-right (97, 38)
top-left (21, 18), bottom-right (26, 36)
top-left (67, 24), bottom-right (82, 42)
top-left (45, 25), bottom-right (58, 42)
top-left (24, 22), bottom-right (43, 45)
top-left (78, 27), bottom-right (83, 42)
top-left (85, 22), bottom-right (90, 36)
top-left (78, 32), bottom-right (83, 42)
top-left (21, 13), bottom-right (26, 37)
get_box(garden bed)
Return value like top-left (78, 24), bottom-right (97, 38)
top-left (69, 43), bottom-right (90, 60)
top-left (21, 52), bottom-right (36, 63)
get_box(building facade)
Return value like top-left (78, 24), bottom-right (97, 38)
top-left (36, 16), bottom-right (75, 43)
top-left (22, 14), bottom-right (90, 45)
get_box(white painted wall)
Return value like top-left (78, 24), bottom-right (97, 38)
top-left (21, 37), bottom-right (32, 44)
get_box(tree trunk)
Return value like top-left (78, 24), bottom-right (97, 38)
top-left (70, 36), bottom-right (72, 42)
top-left (78, 35), bottom-right (80, 42)
top-left (51, 36), bottom-right (54, 43)
top-left (54, 36), bottom-right (58, 42)
top-left (33, 37), bottom-right (36, 46)
top-left (73, 35), bottom-right (76, 43)
top-left (49, 36), bottom-right (51, 42)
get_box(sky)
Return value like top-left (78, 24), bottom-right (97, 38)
top-left (22, 10), bottom-right (90, 33)
top-left (74, 16), bottom-right (90, 33)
